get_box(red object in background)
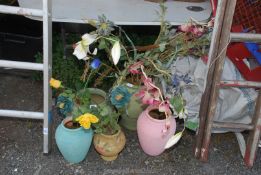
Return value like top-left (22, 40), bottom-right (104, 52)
top-left (226, 25), bottom-right (261, 82)
top-left (210, 0), bottom-right (218, 17)
top-left (233, 0), bottom-right (261, 34)
top-left (211, 0), bottom-right (261, 33)
top-left (227, 43), bottom-right (261, 82)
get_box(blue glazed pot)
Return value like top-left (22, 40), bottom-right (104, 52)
top-left (55, 117), bottom-right (93, 163)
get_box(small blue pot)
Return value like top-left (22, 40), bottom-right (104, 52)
top-left (55, 117), bottom-right (93, 163)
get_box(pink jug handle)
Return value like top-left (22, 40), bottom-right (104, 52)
top-left (161, 118), bottom-right (171, 135)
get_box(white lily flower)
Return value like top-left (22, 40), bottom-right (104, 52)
top-left (73, 42), bottom-right (89, 60)
top-left (81, 33), bottom-right (97, 46)
top-left (111, 41), bottom-right (121, 65)
top-left (73, 33), bottom-right (98, 60)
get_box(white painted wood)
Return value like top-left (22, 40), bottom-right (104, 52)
top-left (18, 0), bottom-right (212, 25)
top-left (0, 60), bottom-right (43, 71)
top-left (0, 5), bottom-right (43, 17)
top-left (231, 33), bottom-right (261, 43)
top-left (0, 110), bottom-right (44, 119)
top-left (42, 0), bottom-right (52, 154)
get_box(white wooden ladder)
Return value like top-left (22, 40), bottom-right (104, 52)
top-left (0, 0), bottom-right (52, 154)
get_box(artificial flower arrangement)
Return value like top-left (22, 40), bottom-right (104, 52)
top-left (51, 76), bottom-right (126, 161)
top-left (50, 78), bottom-right (99, 129)
top-left (71, 3), bottom-right (212, 115)
top-left (70, 4), bottom-right (213, 149)
top-left (50, 77), bottom-right (121, 134)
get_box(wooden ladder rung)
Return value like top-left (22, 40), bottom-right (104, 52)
top-left (219, 80), bottom-right (261, 88)
top-left (230, 32), bottom-right (261, 43)
top-left (213, 121), bottom-right (254, 130)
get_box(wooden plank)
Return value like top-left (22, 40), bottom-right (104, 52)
top-left (200, 0), bottom-right (237, 162)
top-left (244, 89), bottom-right (261, 167)
top-left (194, 0), bottom-right (228, 158)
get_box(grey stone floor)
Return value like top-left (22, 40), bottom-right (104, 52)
top-left (0, 70), bottom-right (261, 175)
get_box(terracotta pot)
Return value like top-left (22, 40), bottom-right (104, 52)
top-left (137, 106), bottom-right (176, 156)
top-left (93, 129), bottom-right (126, 161)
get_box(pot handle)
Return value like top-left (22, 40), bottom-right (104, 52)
top-left (161, 119), bottom-right (171, 135)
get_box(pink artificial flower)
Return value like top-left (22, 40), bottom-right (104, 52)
top-left (142, 76), bottom-right (155, 91)
top-left (128, 61), bottom-right (143, 74)
top-left (142, 91), bottom-right (155, 105)
top-left (135, 88), bottom-right (161, 105)
top-left (159, 100), bottom-right (172, 116)
top-left (191, 27), bottom-right (204, 37)
top-left (201, 55), bottom-right (208, 64)
top-left (179, 23), bottom-right (193, 33)
top-left (149, 88), bottom-right (160, 101)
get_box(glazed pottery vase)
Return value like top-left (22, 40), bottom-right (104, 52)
top-left (120, 83), bottom-right (144, 130)
top-left (88, 88), bottom-right (107, 106)
top-left (93, 129), bottom-right (126, 161)
top-left (137, 106), bottom-right (176, 156)
top-left (55, 117), bottom-right (93, 163)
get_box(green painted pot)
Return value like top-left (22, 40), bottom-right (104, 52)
top-left (119, 83), bottom-right (144, 131)
top-left (88, 88), bottom-right (107, 106)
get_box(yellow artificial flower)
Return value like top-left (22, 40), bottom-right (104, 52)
top-left (58, 103), bottom-right (65, 109)
top-left (87, 114), bottom-right (99, 123)
top-left (76, 114), bottom-right (91, 129)
top-left (49, 78), bottom-right (61, 89)
top-left (75, 113), bottom-right (99, 129)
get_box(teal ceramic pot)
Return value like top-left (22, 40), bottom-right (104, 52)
top-left (55, 117), bottom-right (93, 163)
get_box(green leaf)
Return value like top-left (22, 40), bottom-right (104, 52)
top-left (98, 39), bottom-right (107, 50)
top-left (170, 95), bottom-right (184, 114)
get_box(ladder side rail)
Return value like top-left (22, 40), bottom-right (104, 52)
top-left (200, 0), bottom-right (237, 161)
top-left (244, 89), bottom-right (261, 167)
top-left (42, 0), bottom-right (52, 154)
top-left (194, 0), bottom-right (229, 158)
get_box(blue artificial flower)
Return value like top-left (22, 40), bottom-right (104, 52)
top-left (110, 86), bottom-right (132, 108)
top-left (91, 58), bottom-right (101, 69)
top-left (172, 74), bottom-right (192, 87)
top-left (56, 95), bottom-right (74, 117)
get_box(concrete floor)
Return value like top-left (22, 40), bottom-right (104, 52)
top-left (0, 70), bottom-right (261, 175)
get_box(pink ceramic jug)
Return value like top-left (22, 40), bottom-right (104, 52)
top-left (137, 105), bottom-right (176, 156)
